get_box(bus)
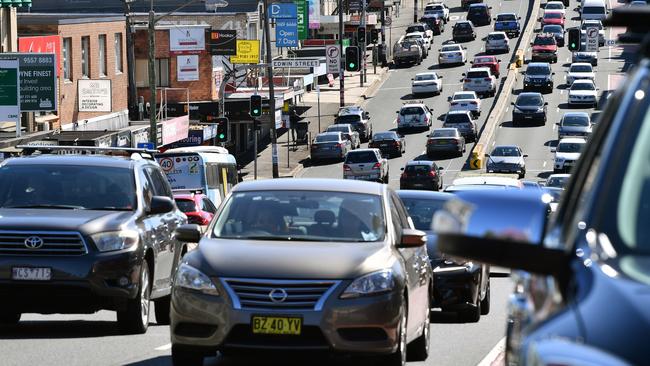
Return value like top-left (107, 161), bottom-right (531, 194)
top-left (156, 146), bottom-right (238, 207)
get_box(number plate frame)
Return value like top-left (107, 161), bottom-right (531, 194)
top-left (251, 315), bottom-right (302, 336)
top-left (12, 267), bottom-right (52, 281)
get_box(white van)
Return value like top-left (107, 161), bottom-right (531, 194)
top-left (580, 0), bottom-right (607, 21)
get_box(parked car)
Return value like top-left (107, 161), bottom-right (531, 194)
top-left (568, 79), bottom-right (599, 108)
top-left (412, 72), bottom-right (443, 95)
top-left (580, 19), bottom-right (606, 46)
top-left (523, 62), bottom-right (555, 93)
top-left (369, 131), bottom-right (407, 158)
top-left (310, 132), bottom-right (353, 162)
top-left (452, 21), bottom-right (477, 42)
top-left (424, 1), bottom-right (450, 22)
top-left (540, 10), bottom-right (565, 27)
top-left (171, 179), bottom-right (432, 365)
top-left (343, 148), bottom-right (390, 183)
top-left (512, 92), bottom-right (548, 126)
top-left (400, 161), bottom-right (444, 191)
top-left (393, 39), bottom-right (423, 66)
top-left (443, 110), bottom-right (478, 142)
top-left (467, 3), bottom-right (492, 26)
top-left (396, 102), bottom-right (434, 130)
top-left (553, 137), bottom-right (586, 173)
top-left (471, 55), bottom-right (500, 77)
top-left (557, 112), bottom-right (593, 139)
top-left (426, 127), bottom-right (466, 157)
top-left (485, 145), bottom-right (528, 178)
top-left (438, 42), bottom-right (467, 66)
top-left (174, 193), bottom-right (217, 226)
top-left (566, 62), bottom-right (596, 85)
top-left (541, 24), bottom-right (565, 46)
top-left (0, 146), bottom-right (187, 334)
top-left (531, 33), bottom-right (558, 63)
top-left (494, 12), bottom-right (521, 37)
top-left (448, 91), bottom-right (482, 117)
top-left (335, 105), bottom-right (373, 141)
top-left (406, 23), bottom-right (434, 41)
top-left (462, 67), bottom-right (497, 97)
top-left (326, 123), bottom-right (361, 149)
top-left (484, 31), bottom-right (510, 53)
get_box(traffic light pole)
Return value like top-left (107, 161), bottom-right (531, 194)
top-left (360, 0), bottom-right (366, 87)
top-left (414, 0), bottom-right (418, 23)
top-left (262, 0), bottom-right (279, 178)
top-left (339, 0), bottom-right (345, 107)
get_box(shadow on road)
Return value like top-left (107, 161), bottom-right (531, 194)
top-left (0, 320), bottom-right (132, 339)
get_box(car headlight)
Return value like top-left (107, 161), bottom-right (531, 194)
top-left (537, 107), bottom-right (545, 113)
top-left (175, 263), bottom-right (220, 296)
top-left (91, 230), bottom-right (139, 252)
top-left (340, 269), bottom-right (395, 299)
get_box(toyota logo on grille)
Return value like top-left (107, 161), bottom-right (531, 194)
top-left (268, 288), bottom-right (288, 303)
top-left (24, 236), bottom-right (44, 249)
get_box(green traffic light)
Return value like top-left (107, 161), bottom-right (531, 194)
top-left (349, 63), bottom-right (356, 68)
top-left (219, 133), bottom-right (225, 139)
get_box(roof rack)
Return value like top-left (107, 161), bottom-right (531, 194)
top-left (17, 145), bottom-right (158, 160)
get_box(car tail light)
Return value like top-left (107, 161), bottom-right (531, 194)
top-left (401, 172), bottom-right (408, 179)
top-left (484, 77), bottom-right (492, 81)
top-left (450, 102), bottom-right (458, 106)
top-left (464, 78), bottom-right (471, 82)
top-left (372, 162), bottom-right (381, 170)
top-left (392, 140), bottom-right (399, 145)
top-left (335, 143), bottom-right (343, 149)
top-left (424, 116), bottom-right (429, 124)
top-left (451, 139), bottom-right (458, 144)
top-left (343, 164), bottom-right (351, 171)
top-left (429, 170), bottom-right (437, 178)
top-left (470, 101), bottom-right (478, 105)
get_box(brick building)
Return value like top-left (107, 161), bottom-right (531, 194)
top-left (17, 14), bottom-right (129, 131)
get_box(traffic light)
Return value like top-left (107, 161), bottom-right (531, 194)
top-left (357, 27), bottom-right (366, 45)
top-left (215, 117), bottom-right (228, 142)
top-left (345, 46), bottom-right (361, 71)
top-left (250, 95), bottom-right (262, 117)
top-left (568, 28), bottom-right (580, 51)
top-left (370, 29), bottom-right (380, 44)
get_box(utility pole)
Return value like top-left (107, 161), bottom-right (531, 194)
top-left (123, 0), bottom-right (137, 121)
top-left (339, 0), bottom-right (345, 107)
top-left (360, 0), bottom-right (366, 87)
top-left (262, 0), bottom-right (279, 178)
top-left (413, 0), bottom-right (418, 23)
top-left (148, 0), bottom-right (157, 146)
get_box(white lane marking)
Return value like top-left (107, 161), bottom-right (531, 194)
top-left (560, 90), bottom-right (564, 95)
top-left (492, 140), bottom-right (496, 147)
top-left (450, 15), bottom-right (460, 21)
top-left (566, 57), bottom-right (570, 62)
top-left (476, 337), bottom-right (506, 366)
top-left (556, 107), bottom-right (560, 113)
top-left (505, 107), bottom-right (509, 112)
top-left (553, 123), bottom-right (557, 130)
top-left (155, 343), bottom-right (172, 351)
top-left (543, 161), bottom-right (547, 168)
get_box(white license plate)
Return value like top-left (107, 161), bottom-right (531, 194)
top-left (380, 144), bottom-right (388, 147)
top-left (524, 115), bottom-right (533, 119)
top-left (12, 267), bottom-right (51, 281)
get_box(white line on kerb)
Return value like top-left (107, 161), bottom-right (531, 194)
top-left (543, 161), bottom-right (547, 168)
top-left (155, 343), bottom-right (172, 351)
top-left (476, 337), bottom-right (506, 366)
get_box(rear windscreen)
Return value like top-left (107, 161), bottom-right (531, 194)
top-left (345, 151), bottom-right (378, 163)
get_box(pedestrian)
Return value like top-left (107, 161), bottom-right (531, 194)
top-left (289, 108), bottom-right (301, 144)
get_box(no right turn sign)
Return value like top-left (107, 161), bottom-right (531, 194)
top-left (326, 45), bottom-right (341, 74)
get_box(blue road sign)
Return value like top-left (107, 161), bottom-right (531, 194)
top-left (276, 18), bottom-right (299, 47)
top-left (269, 3), bottom-right (297, 19)
top-left (137, 142), bottom-right (155, 150)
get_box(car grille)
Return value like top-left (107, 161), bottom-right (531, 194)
top-left (0, 231), bottom-right (88, 256)
top-left (491, 162), bottom-right (520, 170)
top-left (222, 278), bottom-right (341, 311)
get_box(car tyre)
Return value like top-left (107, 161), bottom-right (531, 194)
top-left (0, 311), bottom-right (21, 325)
top-left (480, 280), bottom-right (491, 315)
top-left (172, 345), bottom-right (204, 366)
top-left (407, 298), bottom-right (430, 362)
top-left (460, 301), bottom-right (481, 323)
top-left (383, 173), bottom-right (389, 184)
top-left (154, 295), bottom-right (171, 325)
top-left (384, 302), bottom-right (407, 366)
top-left (117, 259), bottom-right (151, 335)
top-left (519, 168), bottom-right (526, 179)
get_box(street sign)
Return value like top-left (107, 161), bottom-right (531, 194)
top-left (385, 16), bottom-right (392, 26)
top-left (272, 59), bottom-right (320, 68)
top-left (0, 53), bottom-right (56, 112)
top-left (230, 40), bottom-right (261, 64)
top-left (326, 45), bottom-right (341, 73)
top-left (295, 0), bottom-right (309, 40)
top-left (276, 18), bottom-right (299, 47)
top-left (137, 142), bottom-right (155, 150)
top-left (586, 27), bottom-right (599, 52)
top-left (268, 3), bottom-right (297, 19)
top-left (606, 39), bottom-right (617, 46)
top-left (349, 0), bottom-right (361, 11)
top-left (209, 30), bottom-right (237, 55)
top-left (0, 59), bottom-right (21, 137)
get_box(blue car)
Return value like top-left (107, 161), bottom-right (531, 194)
top-left (494, 13), bottom-right (521, 38)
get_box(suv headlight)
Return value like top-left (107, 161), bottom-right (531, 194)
top-left (341, 269), bottom-right (395, 299)
top-left (175, 264), bottom-right (220, 296)
top-left (91, 230), bottom-right (139, 252)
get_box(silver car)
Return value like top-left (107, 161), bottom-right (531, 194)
top-left (170, 179), bottom-right (432, 366)
top-left (326, 123), bottom-right (361, 149)
top-left (557, 112), bottom-right (592, 139)
top-left (343, 148), bottom-right (390, 183)
top-left (485, 145), bottom-right (528, 178)
top-left (310, 132), bottom-right (352, 162)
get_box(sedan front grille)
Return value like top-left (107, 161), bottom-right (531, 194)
top-left (0, 231), bottom-right (87, 256)
top-left (222, 278), bottom-right (340, 311)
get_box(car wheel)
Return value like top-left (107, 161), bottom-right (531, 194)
top-left (594, 102), bottom-right (598, 109)
top-left (117, 259), bottom-right (151, 334)
top-left (480, 280), bottom-right (491, 315)
top-left (519, 169), bottom-right (526, 179)
top-left (384, 302), bottom-right (407, 366)
top-left (460, 301), bottom-right (481, 323)
top-left (154, 295), bottom-right (171, 325)
top-left (172, 345), bottom-right (204, 366)
top-left (383, 173), bottom-right (389, 184)
top-left (407, 297), bottom-right (430, 362)
top-left (0, 311), bottom-right (21, 325)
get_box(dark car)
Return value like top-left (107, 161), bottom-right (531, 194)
top-left (400, 161), bottom-right (444, 191)
top-left (467, 3), bottom-right (492, 26)
top-left (420, 16), bottom-right (445, 35)
top-left (461, 0), bottom-right (483, 10)
top-left (494, 12), bottom-right (522, 37)
top-left (523, 62), bottom-right (555, 93)
top-left (452, 21), bottom-right (477, 42)
top-left (368, 131), bottom-right (406, 158)
top-left (0, 147), bottom-right (187, 334)
top-left (397, 190), bottom-right (490, 322)
top-left (512, 92), bottom-right (548, 125)
top-left (426, 128), bottom-right (466, 157)
top-left (542, 24), bottom-right (565, 47)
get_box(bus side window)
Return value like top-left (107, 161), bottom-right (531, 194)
top-left (227, 164), bottom-right (238, 188)
top-left (206, 163), bottom-right (219, 189)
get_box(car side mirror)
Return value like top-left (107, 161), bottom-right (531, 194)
top-left (469, 60), bottom-right (474, 64)
top-left (462, 73), bottom-right (466, 76)
top-left (484, 153), bottom-right (490, 157)
top-left (174, 224), bottom-right (202, 243)
top-left (481, 37), bottom-right (487, 41)
top-left (447, 96), bottom-right (452, 102)
top-left (438, 167), bottom-right (444, 170)
top-left (400, 167), bottom-right (405, 170)
top-left (555, 122), bottom-right (560, 125)
top-left (439, 75), bottom-right (443, 78)
top-left (411, 78), bottom-right (414, 80)
top-left (552, 72), bottom-right (555, 75)
top-left (463, 46), bottom-right (468, 50)
top-left (544, 102), bottom-right (549, 105)
top-left (396, 111), bottom-right (399, 113)
top-left (523, 154), bottom-right (529, 158)
top-left (396, 228), bottom-right (426, 248)
top-left (149, 196), bottom-right (174, 215)
top-left (498, 59), bottom-right (502, 62)
top-left (510, 102), bottom-right (515, 105)
top-left (518, 16), bottom-right (522, 19)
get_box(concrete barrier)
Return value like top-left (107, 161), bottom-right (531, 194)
top-left (468, 0), bottom-right (542, 170)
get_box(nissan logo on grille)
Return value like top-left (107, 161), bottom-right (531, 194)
top-left (24, 236), bottom-right (44, 249)
top-left (268, 288), bottom-right (288, 303)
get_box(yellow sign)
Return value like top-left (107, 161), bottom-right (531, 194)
top-left (230, 40), bottom-right (260, 64)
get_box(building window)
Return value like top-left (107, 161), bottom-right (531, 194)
top-left (134, 58), bottom-right (170, 87)
top-left (114, 33), bottom-right (123, 73)
top-left (62, 37), bottom-right (72, 81)
top-left (98, 34), bottom-right (107, 77)
top-left (81, 36), bottom-right (90, 78)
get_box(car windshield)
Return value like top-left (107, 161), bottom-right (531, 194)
top-left (445, 114), bottom-right (471, 124)
top-left (581, 22), bottom-right (602, 30)
top-left (0, 165), bottom-right (136, 210)
top-left (401, 197), bottom-right (447, 231)
top-left (404, 165), bottom-right (432, 175)
top-left (571, 65), bottom-right (592, 72)
top-left (406, 26), bottom-right (425, 32)
top-left (557, 142), bottom-right (584, 153)
top-left (468, 7), bottom-right (487, 14)
top-left (456, 23), bottom-right (471, 29)
top-left (547, 176), bottom-right (569, 188)
top-left (432, 130), bottom-right (456, 137)
top-left (497, 14), bottom-right (517, 21)
top-left (373, 132), bottom-right (397, 140)
top-left (583, 6), bottom-right (605, 14)
top-left (415, 74), bottom-right (436, 81)
top-left (453, 93), bottom-right (475, 100)
top-left (562, 115), bottom-right (590, 126)
top-left (175, 199), bottom-right (197, 213)
top-left (315, 134), bottom-right (340, 142)
top-left (535, 36), bottom-right (556, 45)
top-left (327, 125), bottom-right (349, 133)
top-left (544, 12), bottom-right (562, 19)
top-left (546, 3), bottom-right (563, 9)
top-left (345, 151), bottom-right (378, 163)
top-left (441, 45), bottom-right (460, 52)
top-left (337, 114), bottom-right (361, 124)
top-left (492, 146), bottom-right (521, 156)
top-left (543, 25), bottom-right (563, 33)
top-left (517, 95), bottom-right (543, 106)
top-left (527, 66), bottom-right (550, 75)
top-left (488, 33), bottom-right (506, 40)
top-left (401, 107), bottom-right (424, 115)
top-left (213, 191), bottom-right (386, 242)
top-left (571, 82), bottom-right (595, 91)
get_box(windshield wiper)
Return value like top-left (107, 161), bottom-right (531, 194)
top-left (3, 204), bottom-right (85, 210)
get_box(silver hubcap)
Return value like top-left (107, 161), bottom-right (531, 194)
top-left (140, 267), bottom-right (150, 326)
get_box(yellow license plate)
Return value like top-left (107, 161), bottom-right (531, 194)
top-left (251, 316), bottom-right (302, 335)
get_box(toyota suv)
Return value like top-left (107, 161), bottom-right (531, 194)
top-left (523, 62), bottom-right (555, 93)
top-left (335, 106), bottom-right (373, 142)
top-left (462, 67), bottom-right (497, 97)
top-left (531, 33), bottom-right (558, 63)
top-left (0, 146), bottom-right (187, 334)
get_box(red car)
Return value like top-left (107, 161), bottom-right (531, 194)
top-left (531, 33), bottom-right (558, 63)
top-left (471, 55), bottom-right (501, 78)
top-left (173, 193), bottom-right (217, 226)
top-left (540, 10), bottom-right (564, 27)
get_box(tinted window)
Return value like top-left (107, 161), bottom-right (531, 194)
top-left (175, 198), bottom-right (197, 213)
top-left (492, 146), bottom-right (521, 156)
top-left (337, 115), bottom-right (361, 123)
top-left (445, 113), bottom-right (471, 124)
top-left (345, 151), bottom-right (379, 163)
top-left (147, 167), bottom-right (174, 198)
top-left (467, 71), bottom-right (489, 78)
top-left (441, 45), bottom-right (461, 52)
top-left (373, 132), bottom-right (397, 140)
top-left (406, 26), bottom-right (424, 32)
top-left (562, 115), bottom-right (590, 126)
top-left (544, 12), bottom-right (563, 18)
top-left (405, 165), bottom-right (433, 175)
top-left (543, 25), bottom-right (563, 33)
top-left (474, 57), bottom-right (494, 64)
top-left (456, 23), bottom-right (471, 29)
top-left (527, 66), bottom-right (550, 75)
top-left (517, 94), bottom-right (543, 106)
top-left (401, 107), bottom-right (425, 115)
top-left (488, 33), bottom-right (506, 40)
top-left (570, 65), bottom-right (592, 72)
top-left (315, 134), bottom-right (340, 142)
top-left (583, 6), bottom-right (605, 14)
top-left (557, 142), bottom-right (585, 153)
top-left (453, 93), bottom-right (475, 100)
top-left (571, 82), bottom-right (595, 90)
top-left (535, 36), bottom-right (556, 45)
top-left (415, 74), bottom-right (436, 81)
top-left (327, 125), bottom-right (349, 133)
top-left (497, 14), bottom-right (517, 21)
top-left (401, 197), bottom-right (448, 231)
top-left (468, 7), bottom-right (487, 14)
top-left (432, 129), bottom-right (456, 137)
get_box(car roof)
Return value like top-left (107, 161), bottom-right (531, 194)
top-left (405, 32), bottom-right (425, 36)
top-left (468, 3), bottom-right (488, 7)
top-left (453, 91), bottom-right (477, 96)
top-left (318, 131), bottom-right (342, 136)
top-left (451, 176), bottom-right (522, 187)
top-left (544, 10), bottom-right (564, 14)
top-left (562, 111), bottom-right (590, 117)
top-left (233, 178), bottom-right (386, 196)
top-left (488, 31), bottom-right (508, 35)
top-left (405, 160), bottom-right (435, 166)
top-left (473, 55), bottom-right (496, 60)
top-left (447, 110), bottom-right (472, 115)
top-left (3, 154), bottom-right (138, 169)
top-left (468, 67), bottom-right (491, 72)
top-left (548, 173), bottom-right (571, 178)
top-left (570, 62), bottom-right (592, 67)
top-left (434, 127), bottom-right (459, 132)
top-left (497, 12), bottom-right (517, 16)
top-left (546, 1), bottom-right (565, 4)
top-left (493, 144), bottom-right (520, 149)
top-left (518, 92), bottom-right (544, 97)
top-left (401, 103), bottom-right (426, 108)
top-left (456, 20), bottom-right (473, 25)
top-left (559, 137), bottom-right (587, 143)
top-left (397, 190), bottom-right (454, 201)
top-left (572, 79), bottom-right (594, 84)
top-left (416, 71), bottom-right (438, 76)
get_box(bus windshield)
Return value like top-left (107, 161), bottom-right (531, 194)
top-left (156, 154), bottom-right (206, 191)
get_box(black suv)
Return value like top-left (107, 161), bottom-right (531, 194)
top-left (512, 92), bottom-right (548, 125)
top-left (452, 21), bottom-right (477, 42)
top-left (523, 62), bottom-right (555, 93)
top-left (0, 147), bottom-right (187, 334)
top-left (467, 4), bottom-right (492, 26)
